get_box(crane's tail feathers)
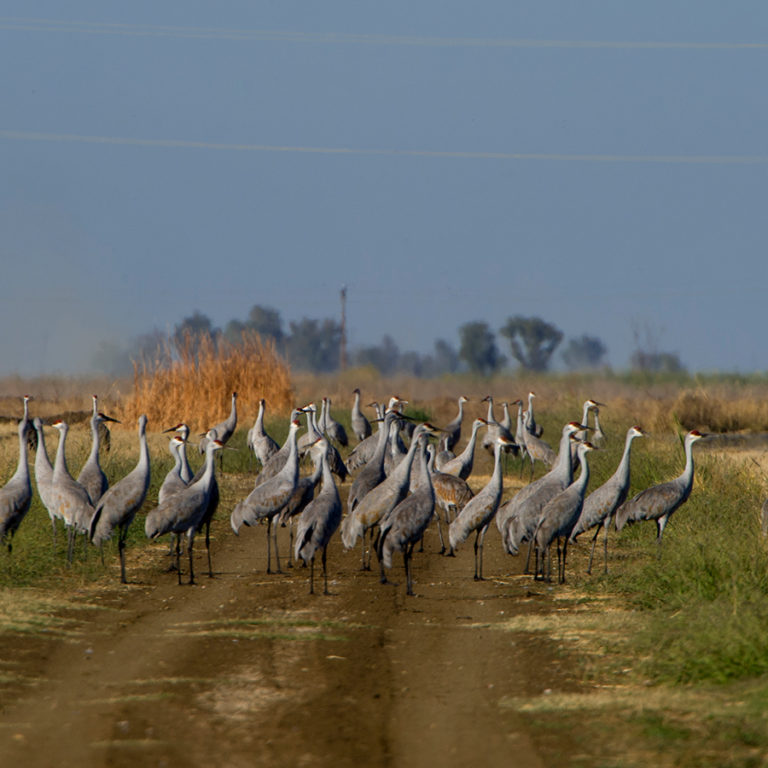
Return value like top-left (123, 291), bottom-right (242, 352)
top-left (340, 514), bottom-right (363, 550)
top-left (230, 504), bottom-right (243, 536)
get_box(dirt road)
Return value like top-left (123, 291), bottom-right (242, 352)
top-left (0, 514), bottom-right (581, 768)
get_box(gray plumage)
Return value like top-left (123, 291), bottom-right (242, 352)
top-left (89, 414), bottom-right (151, 583)
top-left (231, 419), bottom-right (303, 573)
top-left (498, 422), bottom-right (586, 557)
top-left (346, 411), bottom-right (398, 515)
top-left (0, 418), bottom-right (33, 553)
top-left (162, 423), bottom-right (193, 483)
top-left (524, 391), bottom-right (544, 438)
top-left (480, 396), bottom-right (517, 455)
top-left (378, 435), bottom-right (435, 595)
top-left (569, 425), bottom-right (645, 574)
top-left (294, 439), bottom-right (342, 594)
top-left (321, 397), bottom-right (348, 447)
top-left (77, 395), bottom-right (120, 505)
top-left (615, 430), bottom-right (706, 554)
top-left (145, 438), bottom-right (223, 584)
top-left (199, 392), bottom-right (237, 453)
top-left (436, 418), bottom-right (486, 480)
top-left (448, 435), bottom-right (512, 580)
top-left (350, 388), bottom-right (372, 443)
top-left (439, 395), bottom-right (469, 454)
top-left (32, 418), bottom-right (56, 534)
top-left (346, 402), bottom-right (384, 472)
top-left (253, 409), bottom-right (302, 487)
top-left (158, 435), bottom-right (190, 506)
top-left (534, 440), bottom-right (596, 583)
top-left (246, 399), bottom-right (280, 467)
top-left (50, 420), bottom-right (96, 563)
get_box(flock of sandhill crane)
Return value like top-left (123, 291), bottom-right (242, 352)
top-left (0, 390), bottom-right (706, 594)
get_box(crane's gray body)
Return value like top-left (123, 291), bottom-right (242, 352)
top-left (0, 419), bottom-right (32, 550)
top-left (247, 399), bottom-right (280, 466)
top-left (350, 388), bottom-right (372, 443)
top-left (200, 392), bottom-right (237, 453)
top-left (436, 418), bottom-right (485, 480)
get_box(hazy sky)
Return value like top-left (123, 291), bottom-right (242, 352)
top-left (2, 3), bottom-right (767, 375)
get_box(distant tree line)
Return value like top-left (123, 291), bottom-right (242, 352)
top-left (92, 304), bottom-right (684, 377)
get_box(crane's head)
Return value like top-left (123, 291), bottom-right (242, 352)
top-left (688, 429), bottom-right (707, 443)
top-left (482, 395), bottom-right (492, 403)
top-left (585, 399), bottom-right (605, 409)
top-left (97, 412), bottom-right (121, 424)
top-left (564, 421), bottom-right (588, 435)
top-left (529, 391), bottom-right (536, 399)
top-left (459, 395), bottom-right (469, 404)
top-left (629, 425), bottom-right (647, 439)
top-left (51, 419), bottom-right (66, 431)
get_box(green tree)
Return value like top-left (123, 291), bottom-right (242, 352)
top-left (246, 305), bottom-right (284, 344)
top-left (458, 322), bottom-right (504, 376)
top-left (354, 335), bottom-right (400, 375)
top-left (500, 315), bottom-right (563, 372)
top-left (285, 317), bottom-right (341, 372)
top-left (562, 335), bottom-right (608, 370)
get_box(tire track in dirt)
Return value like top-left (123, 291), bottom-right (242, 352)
top-left (0, 510), bottom-right (580, 767)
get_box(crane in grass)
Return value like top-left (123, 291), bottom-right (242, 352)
top-left (89, 415), bottom-right (151, 583)
top-left (350, 388), bottom-right (372, 443)
top-left (435, 418), bottom-right (487, 480)
top-left (32, 417), bottom-right (58, 545)
top-left (77, 395), bottom-right (121, 505)
top-left (0, 417), bottom-right (33, 556)
top-left (246, 399), bottom-right (280, 467)
top-left (199, 392), bottom-right (237, 453)
top-left (569, 425), bottom-right (646, 574)
top-left (439, 395), bottom-right (469, 454)
top-left (321, 397), bottom-right (348, 447)
top-left (615, 430), bottom-right (706, 556)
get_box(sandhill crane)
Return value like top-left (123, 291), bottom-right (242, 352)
top-left (77, 395), bottom-right (120, 505)
top-left (277, 445), bottom-right (324, 567)
top-left (341, 423), bottom-right (437, 569)
top-left (351, 388), bottom-right (372, 443)
top-left (521, 423), bottom-right (556, 481)
top-left (50, 420), bottom-right (96, 564)
top-left (158, 435), bottom-right (189, 505)
top-left (199, 392), bottom-right (237, 453)
top-left (145, 438), bottom-right (223, 584)
top-left (497, 421), bottom-right (586, 560)
top-left (426, 444), bottom-right (473, 555)
top-left (321, 397), bottom-right (348, 447)
top-left (615, 430), bottom-right (706, 556)
top-left (448, 435), bottom-right (514, 580)
top-left (162, 423), bottom-right (194, 484)
top-left (32, 417), bottom-right (57, 543)
top-left (294, 438), bottom-right (342, 594)
top-left (534, 440), bottom-right (596, 583)
top-left (346, 401), bottom-right (387, 472)
top-left (436, 418), bottom-right (486, 480)
top-left (439, 395), bottom-right (469, 454)
top-left (383, 416), bottom-right (408, 476)
top-left (524, 391), bottom-right (544, 438)
top-left (253, 408), bottom-right (304, 487)
top-left (246, 399), bottom-right (279, 467)
top-left (569, 425), bottom-right (645, 573)
top-left (300, 403), bottom-right (348, 481)
top-left (481, 396), bottom-right (516, 456)
top-left (346, 411), bottom-right (399, 516)
top-left (591, 404), bottom-right (606, 446)
top-left (0, 418), bottom-right (33, 555)
top-left (89, 414), bottom-right (151, 583)
top-left (231, 418), bottom-right (302, 573)
top-left (378, 433), bottom-right (435, 595)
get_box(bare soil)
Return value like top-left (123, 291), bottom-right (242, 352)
top-left (0, 500), bottom-right (586, 768)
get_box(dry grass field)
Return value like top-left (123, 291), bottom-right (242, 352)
top-left (0, 367), bottom-right (767, 766)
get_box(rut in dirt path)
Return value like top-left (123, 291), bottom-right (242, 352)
top-left (0, 516), bottom-right (580, 768)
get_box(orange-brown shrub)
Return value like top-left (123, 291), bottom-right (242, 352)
top-left (119, 331), bottom-right (293, 432)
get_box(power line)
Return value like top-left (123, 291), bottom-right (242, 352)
top-left (3, 130), bottom-right (768, 165)
top-left (1, 17), bottom-right (767, 50)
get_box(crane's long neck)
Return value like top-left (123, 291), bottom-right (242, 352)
top-left (501, 403), bottom-right (512, 430)
top-left (613, 431), bottom-right (638, 488)
top-left (391, 427), bottom-right (423, 488)
top-left (35, 423), bottom-right (52, 477)
top-left (12, 422), bottom-right (30, 483)
top-left (415, 440), bottom-right (434, 498)
top-left (486, 398), bottom-right (494, 421)
top-left (680, 436), bottom-right (697, 492)
top-left (228, 394), bottom-right (237, 428)
top-left (574, 450), bottom-right (591, 497)
top-left (86, 416), bottom-right (101, 464)
top-left (456, 398), bottom-right (465, 422)
top-left (255, 402), bottom-right (265, 433)
top-left (309, 410), bottom-right (321, 439)
top-left (319, 400), bottom-right (327, 432)
top-left (553, 430), bottom-right (575, 485)
top-left (179, 440), bottom-right (192, 484)
top-left (195, 443), bottom-right (218, 490)
top-left (283, 425), bottom-right (300, 481)
top-left (457, 422), bottom-right (481, 463)
top-left (353, 391), bottom-right (362, 416)
top-left (54, 425), bottom-right (70, 478)
top-left (488, 441), bottom-right (505, 498)
top-left (370, 414), bottom-right (393, 468)
top-left (133, 419), bottom-right (150, 486)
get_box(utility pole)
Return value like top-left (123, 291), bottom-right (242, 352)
top-left (339, 285), bottom-right (348, 371)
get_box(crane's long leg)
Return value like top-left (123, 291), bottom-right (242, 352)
top-left (177, 537), bottom-right (183, 585)
top-left (405, 542), bottom-right (415, 596)
top-left (272, 519), bottom-right (282, 574)
top-left (187, 530), bottom-right (195, 585)
top-left (205, 521), bottom-right (213, 578)
top-left (309, 555), bottom-right (315, 595)
top-left (360, 534), bottom-right (367, 571)
top-left (287, 521), bottom-right (294, 568)
top-left (602, 518), bottom-right (610, 574)
top-left (656, 516), bottom-right (668, 560)
top-left (477, 524), bottom-right (489, 581)
top-left (560, 538), bottom-right (569, 584)
top-left (473, 530), bottom-right (481, 581)
top-left (51, 518), bottom-right (57, 550)
top-left (587, 525), bottom-right (601, 575)
top-left (266, 518), bottom-right (272, 574)
top-left (322, 545), bottom-right (329, 595)
top-left (118, 525), bottom-right (128, 584)
top-left (434, 509), bottom-right (446, 555)
top-left (523, 540), bottom-right (534, 574)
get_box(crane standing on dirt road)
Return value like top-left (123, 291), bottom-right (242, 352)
top-left (230, 418), bottom-right (303, 574)
top-left (615, 429), bottom-right (706, 556)
top-left (448, 434), bottom-right (514, 580)
top-left (294, 437), bottom-right (342, 595)
top-left (145, 438), bottom-right (223, 584)
top-left (89, 414), bottom-right (151, 584)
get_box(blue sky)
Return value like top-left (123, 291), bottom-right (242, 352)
top-left (2, 3), bottom-right (767, 375)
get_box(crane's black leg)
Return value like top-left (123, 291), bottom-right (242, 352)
top-left (405, 544), bottom-right (415, 596)
top-left (287, 522), bottom-right (294, 568)
top-left (309, 556), bottom-right (315, 595)
top-left (205, 521), bottom-right (213, 578)
top-left (322, 546), bottom-right (329, 595)
top-left (524, 540), bottom-right (534, 574)
top-left (477, 524), bottom-right (489, 581)
top-left (473, 530), bottom-right (481, 580)
top-left (561, 538), bottom-right (569, 584)
top-left (118, 526), bottom-right (128, 584)
top-left (602, 518), bottom-right (610, 574)
top-left (187, 531), bottom-right (196, 585)
top-left (434, 510), bottom-right (446, 555)
top-left (266, 518), bottom-right (273, 574)
top-left (587, 525), bottom-right (600, 575)
top-left (272, 519), bottom-right (282, 574)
